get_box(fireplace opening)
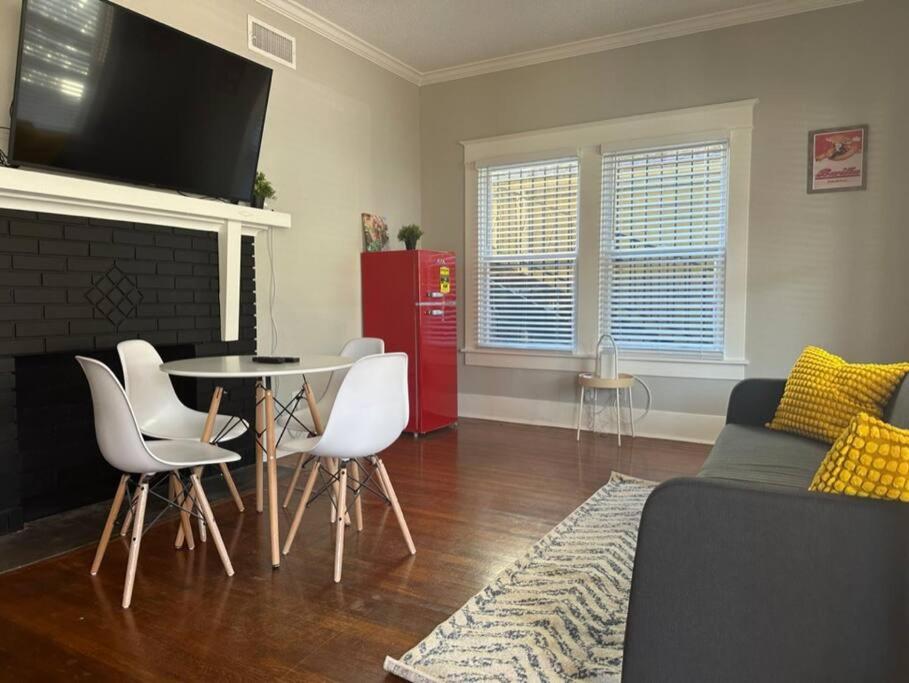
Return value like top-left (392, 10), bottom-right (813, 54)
top-left (14, 345), bottom-right (197, 522)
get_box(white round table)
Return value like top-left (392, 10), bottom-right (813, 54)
top-left (161, 354), bottom-right (353, 380)
top-left (160, 354), bottom-right (353, 568)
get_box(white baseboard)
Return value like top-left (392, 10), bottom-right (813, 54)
top-left (458, 392), bottom-right (724, 444)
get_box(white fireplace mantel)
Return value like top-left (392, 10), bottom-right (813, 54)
top-left (0, 166), bottom-right (290, 341)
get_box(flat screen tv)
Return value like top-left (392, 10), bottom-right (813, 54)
top-left (9, 0), bottom-right (272, 204)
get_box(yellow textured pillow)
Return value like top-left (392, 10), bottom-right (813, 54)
top-left (810, 413), bottom-right (909, 502)
top-left (768, 346), bottom-right (909, 443)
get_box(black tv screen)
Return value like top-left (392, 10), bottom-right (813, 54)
top-left (10, 0), bottom-right (272, 203)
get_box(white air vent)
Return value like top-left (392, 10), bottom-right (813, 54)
top-left (248, 16), bottom-right (296, 69)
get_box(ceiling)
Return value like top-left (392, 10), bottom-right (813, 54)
top-left (259, 0), bottom-right (860, 84)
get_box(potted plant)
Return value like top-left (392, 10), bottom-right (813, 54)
top-left (252, 171), bottom-right (276, 209)
top-left (397, 223), bottom-right (423, 250)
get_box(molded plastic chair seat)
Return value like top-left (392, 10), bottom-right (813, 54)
top-left (117, 340), bottom-right (248, 444)
top-left (278, 338), bottom-right (385, 510)
top-left (141, 411), bottom-right (248, 442)
top-left (277, 337), bottom-right (384, 432)
top-left (278, 395), bottom-right (334, 433)
top-left (281, 353), bottom-right (415, 582)
top-left (118, 339), bottom-right (247, 513)
top-left (276, 434), bottom-right (320, 458)
top-left (76, 355), bottom-right (237, 609)
top-left (146, 440), bottom-right (242, 471)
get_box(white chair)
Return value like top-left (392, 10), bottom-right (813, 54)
top-left (117, 340), bottom-right (247, 513)
top-left (280, 352), bottom-right (415, 582)
top-left (280, 337), bottom-right (384, 508)
top-left (77, 356), bottom-right (237, 609)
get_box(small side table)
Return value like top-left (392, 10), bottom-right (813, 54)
top-left (576, 373), bottom-right (636, 445)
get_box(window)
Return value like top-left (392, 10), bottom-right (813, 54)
top-left (463, 100), bottom-right (753, 378)
top-left (600, 142), bottom-right (728, 355)
top-left (476, 158), bottom-right (579, 351)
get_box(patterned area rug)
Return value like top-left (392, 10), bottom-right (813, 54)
top-left (384, 473), bottom-right (657, 682)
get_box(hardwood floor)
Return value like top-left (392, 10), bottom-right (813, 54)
top-left (0, 418), bottom-right (709, 682)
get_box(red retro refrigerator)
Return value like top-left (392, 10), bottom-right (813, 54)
top-left (361, 250), bottom-right (457, 435)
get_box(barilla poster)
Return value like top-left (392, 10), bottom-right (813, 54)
top-left (809, 126), bottom-right (867, 193)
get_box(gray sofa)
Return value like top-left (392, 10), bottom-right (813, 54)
top-left (622, 378), bottom-right (909, 682)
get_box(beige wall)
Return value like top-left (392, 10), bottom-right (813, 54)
top-left (0, 0), bottom-right (422, 398)
top-left (420, 0), bottom-right (909, 417)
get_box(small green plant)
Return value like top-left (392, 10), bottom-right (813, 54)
top-left (397, 223), bottom-right (423, 250)
top-left (253, 171), bottom-right (276, 206)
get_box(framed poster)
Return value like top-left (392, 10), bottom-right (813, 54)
top-left (808, 125), bottom-right (868, 193)
top-left (361, 213), bottom-right (389, 252)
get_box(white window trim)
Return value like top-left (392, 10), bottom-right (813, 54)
top-left (462, 348), bottom-right (748, 380)
top-left (461, 99), bottom-right (756, 380)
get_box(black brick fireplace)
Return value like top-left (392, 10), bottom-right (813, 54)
top-left (0, 208), bottom-right (258, 534)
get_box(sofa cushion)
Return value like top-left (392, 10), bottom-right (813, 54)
top-left (699, 424), bottom-right (829, 488)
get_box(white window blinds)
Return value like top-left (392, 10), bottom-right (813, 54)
top-left (477, 158), bottom-right (579, 351)
top-left (600, 142), bottom-right (728, 353)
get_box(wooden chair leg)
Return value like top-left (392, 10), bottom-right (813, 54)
top-left (374, 457), bottom-right (415, 555)
top-left (190, 472), bottom-right (234, 577)
top-left (282, 453), bottom-right (306, 509)
top-left (119, 501), bottom-right (134, 538)
top-left (326, 457), bottom-right (339, 523)
top-left (178, 466), bottom-right (206, 547)
top-left (255, 383), bottom-right (265, 513)
top-left (183, 386), bottom-right (224, 539)
top-left (283, 460), bottom-right (320, 555)
top-left (172, 473), bottom-right (195, 551)
top-left (122, 478), bottom-right (149, 609)
top-left (201, 386), bottom-right (223, 439)
top-left (325, 457), bottom-right (352, 526)
top-left (375, 464), bottom-right (389, 498)
top-left (195, 466), bottom-right (207, 543)
top-left (174, 467), bottom-right (207, 550)
top-left (199, 388), bottom-right (239, 519)
top-left (333, 464), bottom-right (348, 583)
top-left (302, 380), bottom-right (325, 435)
top-left (219, 462), bottom-right (245, 512)
top-left (91, 474), bottom-right (129, 575)
top-left (350, 460), bottom-right (363, 532)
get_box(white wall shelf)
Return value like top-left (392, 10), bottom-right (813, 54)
top-left (0, 166), bottom-right (290, 341)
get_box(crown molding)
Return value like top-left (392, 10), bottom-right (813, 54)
top-left (420, 0), bottom-right (862, 84)
top-left (257, 0), bottom-right (861, 87)
top-left (254, 0), bottom-right (422, 84)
